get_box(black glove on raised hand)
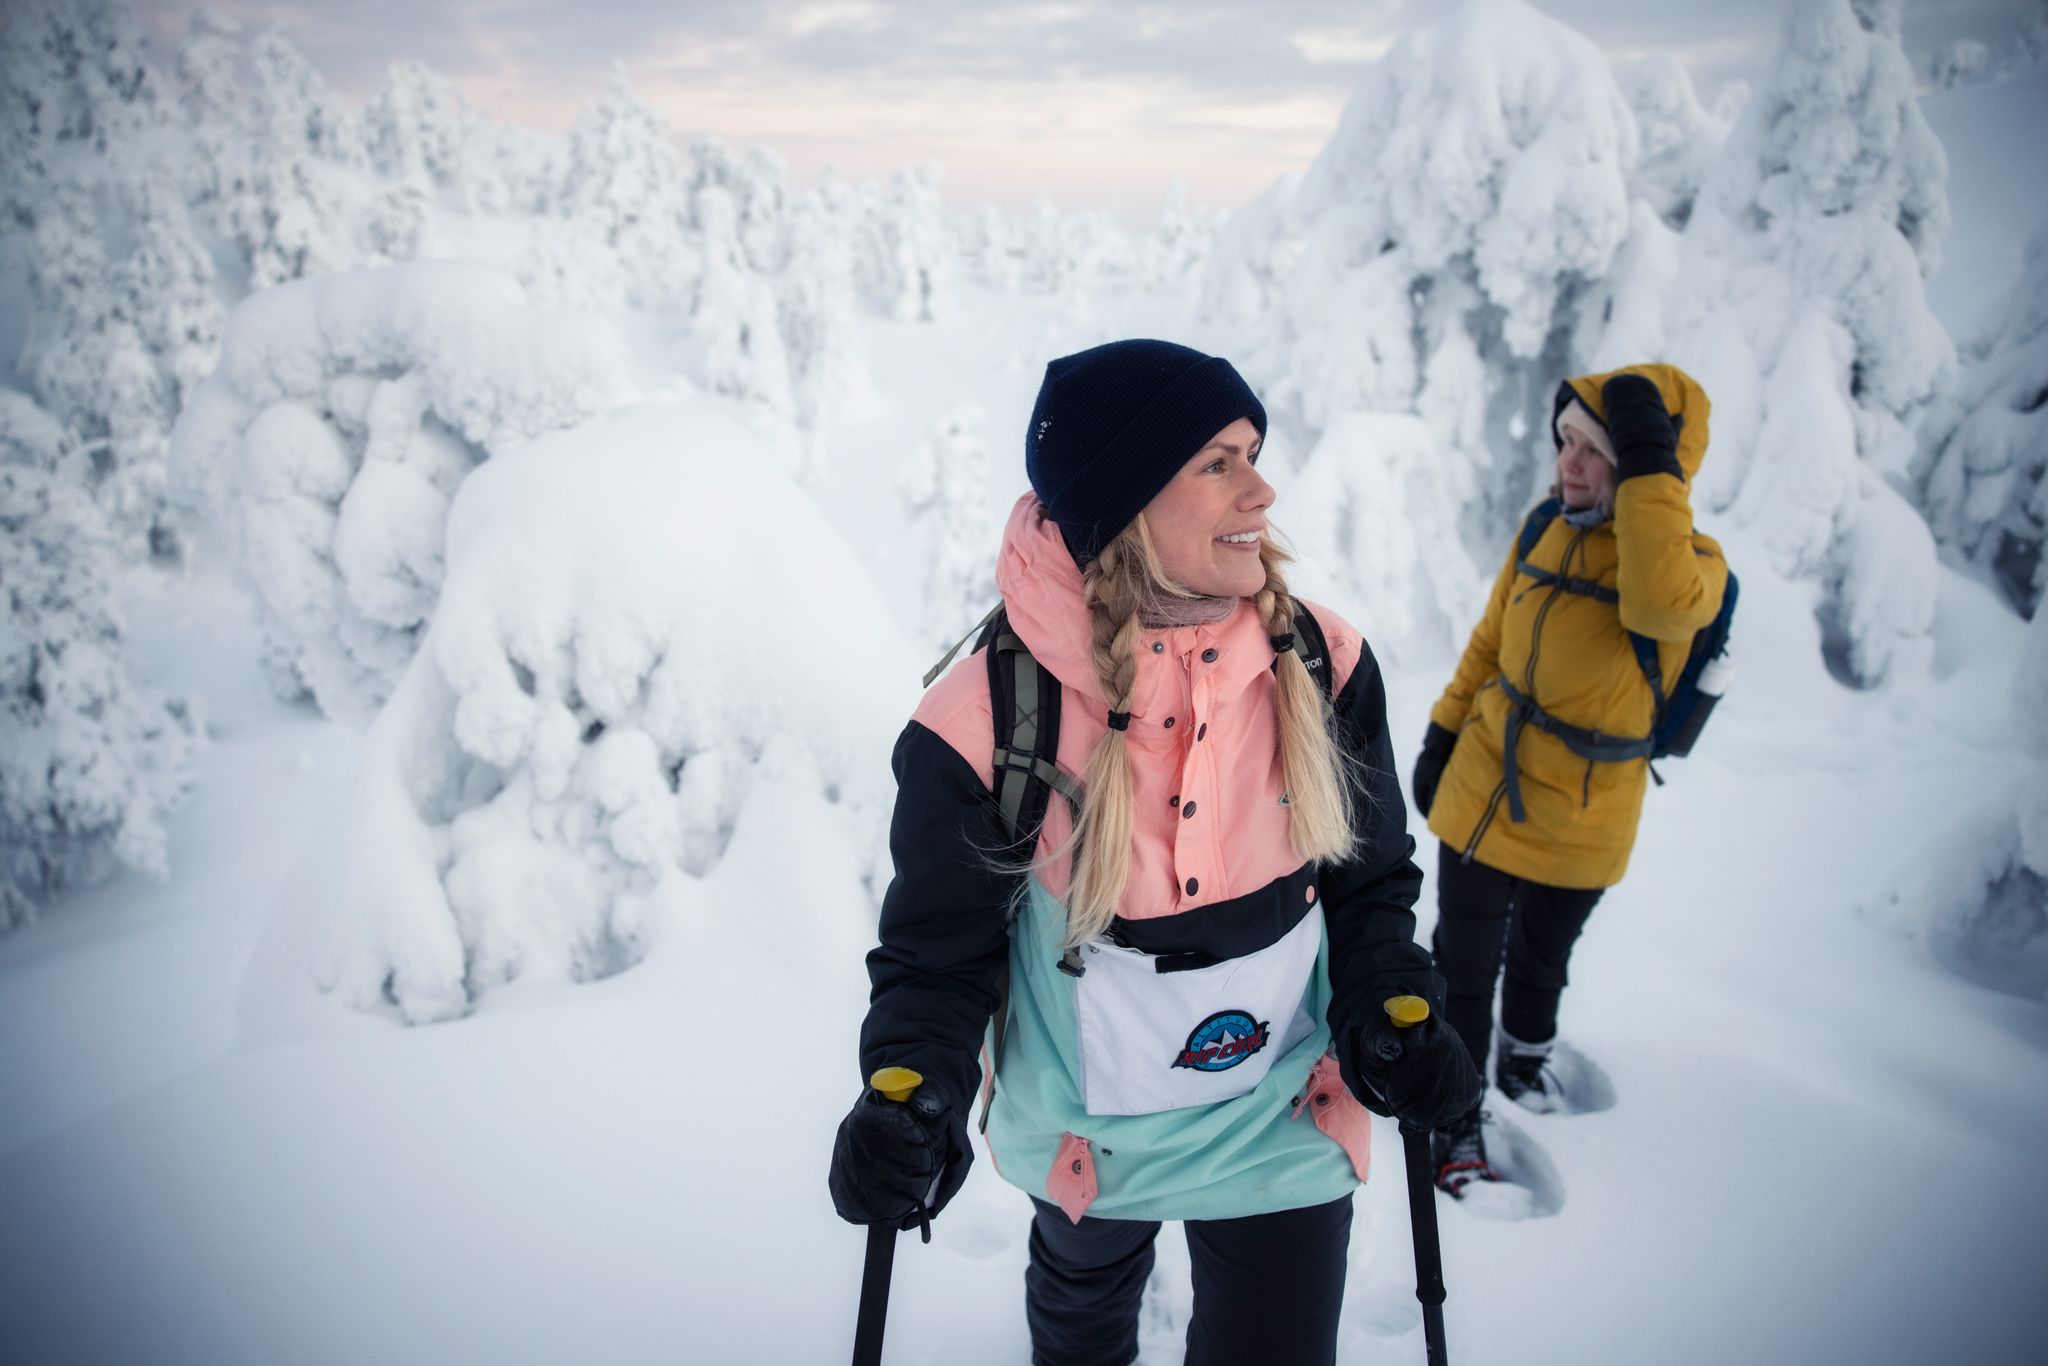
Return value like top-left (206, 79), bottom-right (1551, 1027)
top-left (1338, 1010), bottom-right (1484, 1133)
top-left (828, 1082), bottom-right (965, 1231)
top-left (1600, 372), bottom-right (1682, 483)
top-left (1411, 722), bottom-right (1457, 819)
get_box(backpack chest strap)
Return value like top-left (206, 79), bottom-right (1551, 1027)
top-left (1516, 558), bottom-right (1619, 604)
top-left (1496, 673), bottom-right (1653, 823)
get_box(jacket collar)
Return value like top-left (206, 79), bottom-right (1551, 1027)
top-left (993, 493), bottom-right (1279, 727)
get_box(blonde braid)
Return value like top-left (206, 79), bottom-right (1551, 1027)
top-left (1061, 536), bottom-right (1146, 946)
top-left (1256, 538), bottom-right (1359, 863)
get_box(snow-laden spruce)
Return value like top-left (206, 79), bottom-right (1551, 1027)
top-left (899, 404), bottom-right (998, 649)
top-left (168, 264), bottom-right (631, 717)
top-left (1860, 602), bottom-right (2048, 1003)
top-left (1666, 0), bottom-right (1954, 687)
top-left (1916, 219), bottom-right (2048, 616)
top-left (0, 455), bottom-right (201, 932)
top-left (304, 403), bottom-right (909, 1024)
top-left (1201, 0), bottom-right (1635, 659)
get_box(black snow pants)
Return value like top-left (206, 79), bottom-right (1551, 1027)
top-left (1431, 842), bottom-right (1605, 1071)
top-left (1024, 1193), bottom-right (1353, 1366)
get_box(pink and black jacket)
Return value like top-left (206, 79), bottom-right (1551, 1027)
top-left (856, 495), bottom-right (1444, 1221)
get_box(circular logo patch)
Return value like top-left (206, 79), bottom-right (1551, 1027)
top-left (1171, 1010), bottom-right (1272, 1072)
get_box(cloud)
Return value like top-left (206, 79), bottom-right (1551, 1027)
top-left (129, 0), bottom-right (2041, 213)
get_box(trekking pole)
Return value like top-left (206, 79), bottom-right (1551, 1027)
top-left (852, 1066), bottom-right (925, 1366)
top-left (1380, 995), bottom-right (1450, 1366)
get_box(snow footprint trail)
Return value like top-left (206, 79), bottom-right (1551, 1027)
top-left (1539, 1038), bottom-right (1618, 1115)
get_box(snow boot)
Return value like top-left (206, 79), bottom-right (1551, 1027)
top-left (1431, 1108), bottom-right (1500, 1196)
top-left (1495, 1029), bottom-right (1563, 1115)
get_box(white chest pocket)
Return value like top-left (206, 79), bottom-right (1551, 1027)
top-left (1071, 908), bottom-right (1323, 1117)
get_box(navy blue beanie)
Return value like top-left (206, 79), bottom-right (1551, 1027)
top-left (1025, 339), bottom-right (1267, 567)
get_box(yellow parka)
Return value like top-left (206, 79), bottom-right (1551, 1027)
top-left (1425, 364), bottom-right (1728, 890)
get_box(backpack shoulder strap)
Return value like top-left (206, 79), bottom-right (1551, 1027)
top-left (1286, 601), bottom-right (1336, 702)
top-left (1517, 496), bottom-right (1563, 562)
top-left (983, 608), bottom-right (1079, 858)
top-left (923, 601), bottom-right (1004, 688)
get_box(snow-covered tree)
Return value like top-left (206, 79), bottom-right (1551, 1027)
top-left (174, 7), bottom-right (252, 211)
top-left (226, 31), bottom-right (356, 289)
top-left (1667, 0), bottom-right (1954, 686)
top-left (859, 163), bottom-right (951, 322)
top-left (555, 66), bottom-right (695, 309)
top-left (118, 170), bottom-right (225, 406)
top-left (250, 27), bottom-right (362, 169)
top-left (363, 60), bottom-right (470, 194)
top-left (0, 0), bottom-right (167, 158)
top-left (17, 181), bottom-right (180, 558)
top-left (899, 405), bottom-right (996, 646)
top-left (1285, 412), bottom-right (1487, 661)
top-left (1861, 605), bottom-right (2048, 1000)
top-left (692, 180), bottom-right (793, 415)
top-left (0, 454), bottom-right (200, 932)
top-left (779, 175), bottom-right (864, 433)
top-left (1916, 221), bottom-right (2048, 615)
top-left (1140, 180), bottom-right (1215, 290)
top-left (1201, 0), bottom-right (1639, 639)
top-left (167, 265), bottom-right (632, 716)
top-left (954, 205), bottom-right (1015, 291)
top-left (303, 403), bottom-right (905, 1023)
top-left (1619, 54), bottom-right (1728, 230)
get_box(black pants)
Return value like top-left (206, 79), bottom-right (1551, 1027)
top-left (1024, 1194), bottom-right (1353, 1366)
top-left (1431, 843), bottom-right (1604, 1071)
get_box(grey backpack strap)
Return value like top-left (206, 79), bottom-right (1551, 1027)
top-left (988, 629), bottom-right (1077, 850)
top-left (923, 601), bottom-right (1004, 688)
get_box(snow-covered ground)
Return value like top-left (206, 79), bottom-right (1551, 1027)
top-left (4, 476), bottom-right (2044, 1365)
top-left (4, 1), bottom-right (2046, 1363)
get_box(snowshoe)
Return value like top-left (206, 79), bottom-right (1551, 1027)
top-left (1495, 1031), bottom-right (1563, 1115)
top-left (1431, 1108), bottom-right (1500, 1197)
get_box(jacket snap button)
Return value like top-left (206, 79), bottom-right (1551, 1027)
top-left (1182, 802), bottom-right (1196, 818)
top-left (1152, 641), bottom-right (1164, 653)
top-left (1163, 716), bottom-right (1175, 729)
top-left (1196, 723), bottom-right (1207, 741)
top-left (1185, 877), bottom-right (1198, 895)
top-left (1169, 795), bottom-right (1179, 807)
top-left (1071, 1159), bottom-right (1083, 1173)
top-left (1201, 648), bottom-right (1218, 663)
top-left (1315, 1093), bottom-right (1329, 1107)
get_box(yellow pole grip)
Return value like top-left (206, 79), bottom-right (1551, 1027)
top-left (869, 1066), bottom-right (924, 1103)
top-left (1383, 996), bottom-right (1430, 1029)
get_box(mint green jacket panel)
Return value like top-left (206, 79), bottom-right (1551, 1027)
top-left (983, 882), bottom-right (1364, 1223)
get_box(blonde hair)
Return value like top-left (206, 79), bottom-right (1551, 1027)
top-left (1049, 517), bottom-right (1358, 947)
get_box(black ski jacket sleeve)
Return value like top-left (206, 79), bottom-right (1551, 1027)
top-left (1319, 635), bottom-right (1444, 1049)
top-left (858, 718), bottom-right (1017, 1141)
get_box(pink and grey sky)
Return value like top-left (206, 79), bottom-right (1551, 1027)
top-left (136, 0), bottom-right (2040, 214)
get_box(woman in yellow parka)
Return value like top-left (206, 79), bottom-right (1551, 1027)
top-left (1408, 363), bottom-right (1727, 1195)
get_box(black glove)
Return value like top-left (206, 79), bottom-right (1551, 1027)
top-left (1338, 1010), bottom-right (1483, 1133)
top-left (1411, 722), bottom-right (1457, 819)
top-left (828, 1082), bottom-right (965, 1231)
top-left (1600, 372), bottom-right (1682, 483)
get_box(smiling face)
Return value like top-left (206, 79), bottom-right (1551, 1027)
top-left (1556, 425), bottom-right (1616, 511)
top-left (1139, 417), bottom-right (1274, 598)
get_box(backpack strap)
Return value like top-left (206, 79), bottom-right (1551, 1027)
top-left (923, 601), bottom-right (1004, 688)
top-left (1281, 601), bottom-right (1336, 702)
top-left (1514, 497), bottom-right (1618, 602)
top-left (1516, 496), bottom-right (1563, 561)
top-left (983, 610), bottom-right (1079, 859)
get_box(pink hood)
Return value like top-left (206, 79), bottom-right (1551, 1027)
top-left (913, 493), bottom-right (1365, 919)
top-left (993, 493), bottom-right (1294, 724)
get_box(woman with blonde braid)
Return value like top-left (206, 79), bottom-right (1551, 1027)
top-left (829, 340), bottom-right (1480, 1365)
